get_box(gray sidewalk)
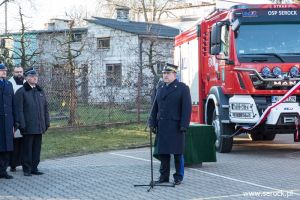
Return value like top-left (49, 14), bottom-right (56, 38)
top-left (1, 134), bottom-right (300, 200)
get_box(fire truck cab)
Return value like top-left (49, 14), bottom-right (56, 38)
top-left (174, 4), bottom-right (300, 153)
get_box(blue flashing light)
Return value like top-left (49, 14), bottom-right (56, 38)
top-left (261, 66), bottom-right (271, 77)
top-left (273, 67), bottom-right (282, 77)
top-left (290, 66), bottom-right (299, 77)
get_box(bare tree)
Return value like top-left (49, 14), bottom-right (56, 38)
top-left (96, 0), bottom-right (181, 22)
top-left (1, 6), bottom-right (41, 69)
top-left (0, 0), bottom-right (11, 7)
top-left (52, 20), bottom-right (84, 126)
top-left (0, 45), bottom-right (13, 73)
top-left (9, 6), bottom-right (41, 68)
top-left (46, 8), bottom-right (93, 126)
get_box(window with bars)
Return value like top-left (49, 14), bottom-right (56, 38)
top-left (71, 33), bottom-right (82, 42)
top-left (156, 61), bottom-right (166, 75)
top-left (106, 64), bottom-right (122, 86)
top-left (97, 37), bottom-right (110, 49)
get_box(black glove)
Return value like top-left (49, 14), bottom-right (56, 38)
top-left (14, 122), bottom-right (20, 129)
top-left (180, 127), bottom-right (187, 134)
top-left (150, 126), bottom-right (157, 134)
top-left (19, 127), bottom-right (26, 133)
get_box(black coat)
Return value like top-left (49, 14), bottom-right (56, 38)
top-left (150, 79), bottom-right (192, 154)
top-left (15, 82), bottom-right (50, 135)
top-left (0, 80), bottom-right (14, 152)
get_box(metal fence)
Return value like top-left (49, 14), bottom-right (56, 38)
top-left (37, 65), bottom-right (153, 128)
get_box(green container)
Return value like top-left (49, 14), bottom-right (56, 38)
top-left (153, 124), bottom-right (217, 164)
top-left (184, 124), bottom-right (216, 164)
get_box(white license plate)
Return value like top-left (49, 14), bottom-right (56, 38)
top-left (272, 96), bottom-right (297, 103)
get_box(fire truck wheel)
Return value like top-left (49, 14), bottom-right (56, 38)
top-left (212, 109), bottom-right (233, 153)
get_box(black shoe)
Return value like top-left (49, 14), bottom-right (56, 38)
top-left (31, 171), bottom-right (44, 175)
top-left (154, 178), bottom-right (169, 184)
top-left (24, 172), bottom-right (32, 176)
top-left (10, 167), bottom-right (16, 172)
top-left (0, 173), bottom-right (14, 179)
top-left (173, 180), bottom-right (182, 185)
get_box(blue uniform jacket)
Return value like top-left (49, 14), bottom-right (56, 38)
top-left (0, 80), bottom-right (14, 152)
top-left (150, 79), bottom-right (192, 154)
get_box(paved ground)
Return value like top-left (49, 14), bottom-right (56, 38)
top-left (1, 134), bottom-right (300, 200)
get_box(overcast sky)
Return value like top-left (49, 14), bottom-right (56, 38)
top-left (0, 0), bottom-right (99, 33)
top-left (0, 0), bottom-right (294, 33)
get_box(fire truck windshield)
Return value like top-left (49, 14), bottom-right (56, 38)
top-left (235, 23), bottom-right (300, 63)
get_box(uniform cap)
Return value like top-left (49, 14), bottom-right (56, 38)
top-left (24, 67), bottom-right (37, 76)
top-left (162, 63), bottom-right (178, 73)
top-left (0, 63), bottom-right (6, 70)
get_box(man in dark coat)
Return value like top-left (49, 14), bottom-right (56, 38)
top-left (149, 63), bottom-right (192, 185)
top-left (0, 63), bottom-right (14, 179)
top-left (8, 66), bottom-right (25, 172)
top-left (15, 68), bottom-right (50, 176)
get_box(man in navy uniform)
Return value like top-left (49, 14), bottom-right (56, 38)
top-left (0, 63), bottom-right (14, 179)
top-left (149, 63), bottom-right (192, 185)
top-left (15, 68), bottom-right (49, 176)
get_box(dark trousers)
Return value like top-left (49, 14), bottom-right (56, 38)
top-left (10, 138), bottom-right (22, 168)
top-left (22, 134), bottom-right (42, 173)
top-left (159, 154), bottom-right (183, 181)
top-left (0, 152), bottom-right (10, 175)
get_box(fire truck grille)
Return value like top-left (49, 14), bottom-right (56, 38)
top-left (250, 74), bottom-right (295, 90)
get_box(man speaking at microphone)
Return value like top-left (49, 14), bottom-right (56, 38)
top-left (149, 63), bottom-right (192, 185)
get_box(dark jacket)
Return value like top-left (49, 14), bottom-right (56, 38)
top-left (15, 82), bottom-right (50, 135)
top-left (150, 79), bottom-right (192, 154)
top-left (0, 80), bottom-right (14, 152)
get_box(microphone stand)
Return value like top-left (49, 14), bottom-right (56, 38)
top-left (134, 80), bottom-right (175, 192)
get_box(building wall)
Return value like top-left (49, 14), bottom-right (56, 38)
top-left (3, 22), bottom-right (176, 104)
top-left (12, 33), bottom-right (39, 67)
top-left (86, 23), bottom-right (175, 103)
top-left (87, 23), bottom-right (140, 103)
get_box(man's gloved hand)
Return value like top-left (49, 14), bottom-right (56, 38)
top-left (180, 127), bottom-right (187, 134)
top-left (14, 122), bottom-right (20, 129)
top-left (150, 126), bottom-right (157, 134)
top-left (19, 127), bottom-right (26, 134)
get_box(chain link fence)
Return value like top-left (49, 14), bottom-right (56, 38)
top-left (37, 65), bottom-right (153, 128)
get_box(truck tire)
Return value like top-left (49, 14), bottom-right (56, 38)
top-left (212, 108), bottom-right (233, 153)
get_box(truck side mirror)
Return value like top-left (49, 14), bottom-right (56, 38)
top-left (210, 23), bottom-right (222, 55)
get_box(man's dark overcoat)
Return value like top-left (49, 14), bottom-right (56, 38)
top-left (0, 80), bottom-right (14, 152)
top-left (14, 82), bottom-right (49, 135)
top-left (150, 79), bottom-right (192, 154)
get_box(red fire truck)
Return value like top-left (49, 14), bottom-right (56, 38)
top-left (174, 4), bottom-right (300, 153)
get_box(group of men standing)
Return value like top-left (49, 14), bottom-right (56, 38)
top-left (1, 61), bottom-right (191, 185)
top-left (0, 64), bottom-right (49, 179)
